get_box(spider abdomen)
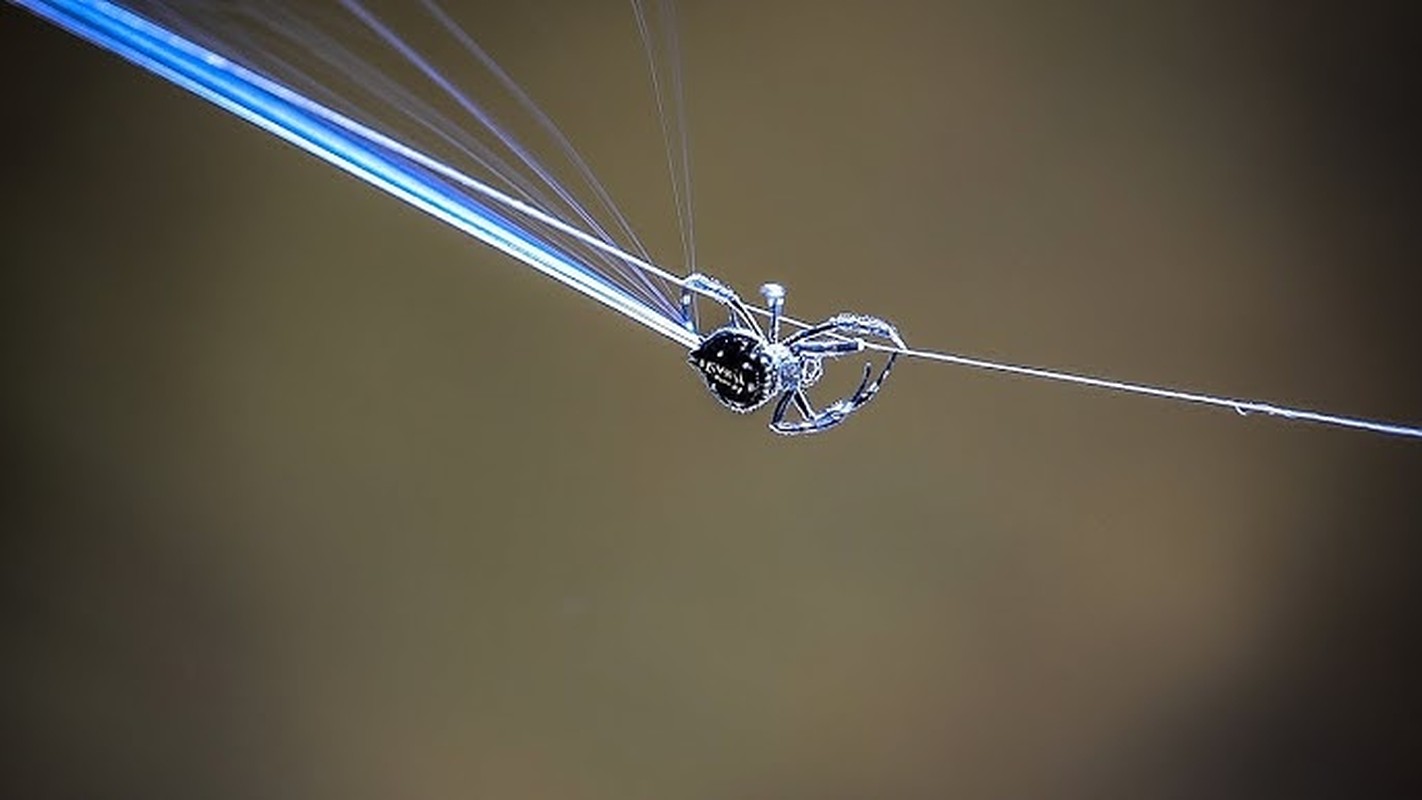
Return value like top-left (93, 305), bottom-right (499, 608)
top-left (688, 328), bottom-right (778, 412)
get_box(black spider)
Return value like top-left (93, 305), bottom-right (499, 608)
top-left (681, 273), bottom-right (905, 435)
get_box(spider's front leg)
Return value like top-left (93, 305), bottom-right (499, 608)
top-left (769, 362), bottom-right (880, 435)
top-left (770, 313), bottom-right (905, 435)
top-left (783, 313), bottom-right (905, 350)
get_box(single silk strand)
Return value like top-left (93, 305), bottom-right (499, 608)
top-left (631, 0), bottom-right (694, 272)
top-left (863, 342), bottom-right (1422, 440)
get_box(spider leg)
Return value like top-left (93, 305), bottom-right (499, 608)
top-left (790, 337), bottom-right (865, 357)
top-left (776, 360), bottom-right (895, 436)
top-left (770, 389), bottom-right (834, 436)
top-left (834, 351), bottom-right (900, 416)
top-left (683, 273), bottom-right (764, 337)
top-left (771, 313), bottom-right (905, 434)
top-left (771, 383), bottom-right (870, 436)
top-left (784, 313), bottom-right (904, 348)
top-left (793, 390), bottom-right (815, 418)
top-left (771, 391), bottom-right (797, 429)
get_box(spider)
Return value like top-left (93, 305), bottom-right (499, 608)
top-left (681, 273), bottom-right (906, 435)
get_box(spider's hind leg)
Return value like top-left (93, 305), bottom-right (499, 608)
top-left (784, 313), bottom-right (904, 349)
top-left (682, 273), bottom-right (763, 337)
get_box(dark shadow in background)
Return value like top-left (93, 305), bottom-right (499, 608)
top-left (1128, 6), bottom-right (1422, 796)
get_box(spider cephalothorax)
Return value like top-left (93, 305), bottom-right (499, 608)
top-left (682, 274), bottom-right (904, 435)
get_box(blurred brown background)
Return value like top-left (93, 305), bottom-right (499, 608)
top-left (3, 1), bottom-right (1420, 798)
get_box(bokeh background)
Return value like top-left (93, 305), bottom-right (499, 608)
top-left (4, 1), bottom-right (1420, 798)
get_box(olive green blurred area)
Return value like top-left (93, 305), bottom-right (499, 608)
top-left (4, 1), bottom-right (1421, 797)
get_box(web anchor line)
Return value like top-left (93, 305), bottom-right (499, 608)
top-left (858, 341), bottom-right (1422, 440)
